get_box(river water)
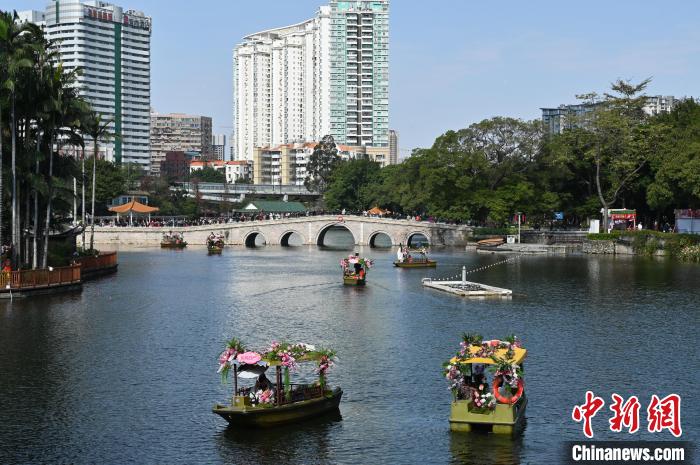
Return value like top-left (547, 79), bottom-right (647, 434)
top-left (1, 232), bottom-right (698, 465)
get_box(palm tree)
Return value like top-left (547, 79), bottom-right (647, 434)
top-left (83, 111), bottom-right (113, 252)
top-left (40, 66), bottom-right (84, 268)
top-left (0, 11), bottom-right (36, 266)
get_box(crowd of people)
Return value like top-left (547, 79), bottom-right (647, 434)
top-left (91, 211), bottom-right (453, 228)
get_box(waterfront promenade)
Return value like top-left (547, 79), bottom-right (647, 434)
top-left (81, 215), bottom-right (472, 247)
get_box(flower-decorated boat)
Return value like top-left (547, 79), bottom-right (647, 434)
top-left (213, 339), bottom-right (342, 427)
top-left (161, 232), bottom-right (187, 249)
top-left (207, 233), bottom-right (225, 254)
top-left (444, 333), bottom-right (527, 434)
top-left (393, 246), bottom-right (436, 268)
top-left (341, 253), bottom-right (373, 286)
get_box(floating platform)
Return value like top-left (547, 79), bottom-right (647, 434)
top-left (422, 278), bottom-right (512, 297)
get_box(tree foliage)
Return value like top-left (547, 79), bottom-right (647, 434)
top-left (305, 135), bottom-right (340, 193)
top-left (324, 80), bottom-right (700, 227)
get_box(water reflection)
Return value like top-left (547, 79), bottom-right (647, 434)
top-left (216, 411), bottom-right (342, 465)
top-left (449, 423), bottom-right (526, 465)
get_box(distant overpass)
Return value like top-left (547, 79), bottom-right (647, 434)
top-left (172, 182), bottom-right (321, 202)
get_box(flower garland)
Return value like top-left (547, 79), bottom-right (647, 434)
top-left (217, 340), bottom-right (336, 384)
top-left (471, 383), bottom-right (496, 410)
top-left (340, 255), bottom-right (374, 271)
top-left (217, 337), bottom-right (246, 381)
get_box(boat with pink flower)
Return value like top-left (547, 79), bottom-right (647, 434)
top-left (444, 333), bottom-right (527, 434)
top-left (341, 253), bottom-right (373, 286)
top-left (213, 339), bottom-right (341, 427)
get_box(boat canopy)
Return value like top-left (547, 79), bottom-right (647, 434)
top-left (237, 364), bottom-right (268, 379)
top-left (450, 346), bottom-right (527, 365)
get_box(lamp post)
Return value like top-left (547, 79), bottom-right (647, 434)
top-left (516, 211), bottom-right (522, 244)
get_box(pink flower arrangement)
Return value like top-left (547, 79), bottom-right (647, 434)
top-left (316, 355), bottom-right (334, 376)
top-left (254, 389), bottom-right (275, 405)
top-left (279, 352), bottom-right (298, 371)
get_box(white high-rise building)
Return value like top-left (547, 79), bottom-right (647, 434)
top-left (233, 7), bottom-right (331, 162)
top-left (232, 0), bottom-right (389, 162)
top-left (19, 0), bottom-right (152, 169)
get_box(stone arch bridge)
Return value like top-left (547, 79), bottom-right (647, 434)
top-left (88, 215), bottom-right (471, 247)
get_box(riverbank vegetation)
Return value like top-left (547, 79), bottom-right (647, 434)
top-left (325, 79), bottom-right (700, 231)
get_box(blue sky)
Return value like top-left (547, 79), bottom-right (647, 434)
top-left (7, 0), bottom-right (700, 158)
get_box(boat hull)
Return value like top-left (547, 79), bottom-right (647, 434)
top-left (343, 276), bottom-right (366, 286)
top-left (393, 260), bottom-right (437, 268)
top-left (208, 247), bottom-right (224, 254)
top-left (213, 387), bottom-right (343, 427)
top-left (449, 395), bottom-right (527, 434)
top-left (161, 242), bottom-right (187, 249)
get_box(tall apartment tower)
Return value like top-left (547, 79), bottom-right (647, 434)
top-left (329, 0), bottom-right (389, 148)
top-left (20, 1), bottom-right (152, 168)
top-left (232, 7), bottom-right (331, 161)
top-left (389, 129), bottom-right (398, 164)
top-left (232, 0), bottom-right (389, 161)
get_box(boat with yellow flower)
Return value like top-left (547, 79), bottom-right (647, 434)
top-left (213, 339), bottom-right (342, 427)
top-left (444, 333), bottom-right (527, 434)
top-left (341, 253), bottom-right (373, 286)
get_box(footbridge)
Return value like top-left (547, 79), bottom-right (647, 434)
top-left (87, 215), bottom-right (471, 247)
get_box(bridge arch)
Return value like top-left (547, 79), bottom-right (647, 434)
top-left (315, 222), bottom-right (357, 247)
top-left (280, 230), bottom-right (306, 247)
top-left (404, 230), bottom-right (431, 247)
top-left (244, 230), bottom-right (267, 248)
top-left (368, 230), bottom-right (394, 248)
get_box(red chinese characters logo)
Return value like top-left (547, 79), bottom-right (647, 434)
top-left (573, 392), bottom-right (682, 438)
top-left (647, 394), bottom-right (682, 437)
top-left (572, 391), bottom-right (605, 438)
top-left (609, 393), bottom-right (641, 433)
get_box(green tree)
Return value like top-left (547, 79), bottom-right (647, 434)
top-left (305, 135), bottom-right (340, 193)
top-left (646, 99), bottom-right (700, 211)
top-left (562, 79), bottom-right (665, 230)
top-left (83, 111), bottom-right (114, 251)
top-left (325, 158), bottom-right (382, 211)
top-left (190, 166), bottom-right (225, 183)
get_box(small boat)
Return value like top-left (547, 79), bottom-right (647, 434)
top-left (213, 339), bottom-right (342, 427)
top-left (341, 253), bottom-right (372, 286)
top-left (476, 237), bottom-right (505, 250)
top-left (445, 334), bottom-right (527, 434)
top-left (394, 246), bottom-right (436, 267)
top-left (394, 259), bottom-right (437, 268)
top-left (161, 233), bottom-right (187, 249)
top-left (207, 234), bottom-right (225, 254)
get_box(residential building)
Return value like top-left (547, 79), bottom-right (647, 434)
top-left (232, 0), bottom-right (389, 161)
top-left (189, 160), bottom-right (252, 184)
top-left (212, 134), bottom-right (226, 161)
top-left (160, 151), bottom-right (189, 181)
top-left (150, 112), bottom-right (213, 175)
top-left (252, 142), bottom-right (389, 185)
top-left (644, 95), bottom-right (680, 116)
top-left (543, 95), bottom-right (694, 134)
top-left (20, 1), bottom-right (152, 168)
top-left (541, 103), bottom-right (597, 135)
top-left (329, 0), bottom-right (389, 148)
top-left (389, 129), bottom-right (398, 164)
